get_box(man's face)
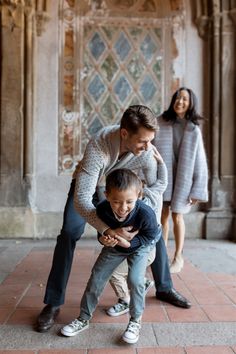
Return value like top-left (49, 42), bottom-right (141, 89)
top-left (121, 127), bottom-right (155, 156)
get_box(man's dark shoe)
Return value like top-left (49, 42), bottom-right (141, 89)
top-left (36, 304), bottom-right (60, 332)
top-left (156, 288), bottom-right (191, 308)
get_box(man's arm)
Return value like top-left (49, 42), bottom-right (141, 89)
top-left (74, 139), bottom-right (110, 235)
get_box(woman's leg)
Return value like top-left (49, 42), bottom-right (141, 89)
top-left (170, 212), bottom-right (185, 273)
top-left (161, 206), bottom-right (170, 247)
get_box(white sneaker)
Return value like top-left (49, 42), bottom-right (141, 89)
top-left (61, 318), bottom-right (89, 337)
top-left (122, 319), bottom-right (141, 344)
top-left (144, 278), bottom-right (154, 294)
top-left (106, 299), bottom-right (129, 317)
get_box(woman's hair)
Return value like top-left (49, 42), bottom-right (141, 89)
top-left (105, 168), bottom-right (142, 194)
top-left (120, 105), bottom-right (158, 134)
top-left (163, 87), bottom-right (203, 125)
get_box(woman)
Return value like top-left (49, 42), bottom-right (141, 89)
top-left (153, 87), bottom-right (208, 273)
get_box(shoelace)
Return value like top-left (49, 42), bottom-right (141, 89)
top-left (126, 321), bottom-right (141, 334)
top-left (113, 302), bottom-right (128, 311)
top-left (70, 319), bottom-right (85, 329)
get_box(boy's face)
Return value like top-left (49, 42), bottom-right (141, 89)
top-left (105, 187), bottom-right (139, 219)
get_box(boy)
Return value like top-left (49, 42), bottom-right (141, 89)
top-left (61, 168), bottom-right (162, 344)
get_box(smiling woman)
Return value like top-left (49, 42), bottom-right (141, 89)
top-left (153, 87), bottom-right (209, 274)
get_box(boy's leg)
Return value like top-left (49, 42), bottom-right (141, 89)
top-left (127, 245), bottom-right (151, 320)
top-left (80, 247), bottom-right (126, 320)
top-left (37, 179), bottom-right (86, 332)
top-left (107, 247), bottom-right (156, 316)
top-left (61, 247), bottom-right (126, 337)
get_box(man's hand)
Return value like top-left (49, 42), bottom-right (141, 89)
top-left (104, 226), bottom-right (138, 241)
top-left (99, 235), bottom-right (118, 247)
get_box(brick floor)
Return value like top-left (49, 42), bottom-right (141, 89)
top-left (0, 238), bottom-right (236, 352)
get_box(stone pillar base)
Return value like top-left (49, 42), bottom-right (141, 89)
top-left (206, 210), bottom-right (235, 240)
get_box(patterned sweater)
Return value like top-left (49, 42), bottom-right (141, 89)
top-left (74, 125), bottom-right (167, 234)
top-left (153, 116), bottom-right (208, 213)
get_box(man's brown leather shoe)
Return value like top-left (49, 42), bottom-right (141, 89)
top-left (36, 304), bottom-right (60, 332)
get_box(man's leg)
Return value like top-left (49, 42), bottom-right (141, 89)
top-left (151, 235), bottom-right (191, 308)
top-left (36, 179), bottom-right (86, 332)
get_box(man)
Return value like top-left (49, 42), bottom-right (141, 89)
top-left (36, 105), bottom-right (191, 333)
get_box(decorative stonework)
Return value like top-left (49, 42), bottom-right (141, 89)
top-left (58, 0), bottom-right (185, 174)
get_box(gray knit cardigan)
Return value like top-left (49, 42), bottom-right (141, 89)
top-left (153, 116), bottom-right (208, 214)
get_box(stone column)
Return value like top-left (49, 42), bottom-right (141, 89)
top-left (204, 1), bottom-right (236, 240)
top-left (0, 3), bottom-right (28, 206)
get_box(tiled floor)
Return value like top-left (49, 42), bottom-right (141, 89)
top-left (0, 238), bottom-right (236, 353)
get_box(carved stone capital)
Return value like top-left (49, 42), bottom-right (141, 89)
top-left (195, 15), bottom-right (210, 40)
top-left (35, 10), bottom-right (50, 36)
top-left (0, 0), bottom-right (34, 30)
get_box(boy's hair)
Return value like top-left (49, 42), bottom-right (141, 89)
top-left (120, 105), bottom-right (158, 134)
top-left (105, 168), bottom-right (142, 194)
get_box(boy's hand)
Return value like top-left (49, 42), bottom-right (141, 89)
top-left (152, 146), bottom-right (164, 164)
top-left (104, 226), bottom-right (138, 241)
top-left (115, 235), bottom-right (130, 248)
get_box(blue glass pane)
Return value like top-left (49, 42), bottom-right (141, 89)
top-left (140, 75), bottom-right (157, 101)
top-left (140, 34), bottom-right (157, 63)
top-left (89, 32), bottom-right (106, 60)
top-left (114, 76), bottom-right (132, 102)
top-left (88, 115), bottom-right (103, 136)
top-left (88, 75), bottom-right (106, 102)
top-left (114, 32), bottom-right (131, 61)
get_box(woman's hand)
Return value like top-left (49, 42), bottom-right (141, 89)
top-left (189, 198), bottom-right (199, 205)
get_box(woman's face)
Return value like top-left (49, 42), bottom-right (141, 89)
top-left (173, 89), bottom-right (190, 118)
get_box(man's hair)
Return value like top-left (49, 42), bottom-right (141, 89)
top-left (120, 105), bottom-right (158, 134)
top-left (105, 168), bottom-right (142, 194)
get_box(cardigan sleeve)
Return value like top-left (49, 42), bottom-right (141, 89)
top-left (189, 134), bottom-right (209, 202)
top-left (74, 139), bottom-right (110, 235)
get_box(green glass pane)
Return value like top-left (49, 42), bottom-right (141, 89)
top-left (101, 26), bottom-right (117, 40)
top-left (129, 27), bottom-right (143, 41)
top-left (127, 55), bottom-right (145, 81)
top-left (101, 96), bottom-right (118, 121)
top-left (130, 96), bottom-right (140, 106)
top-left (153, 59), bottom-right (162, 82)
top-left (154, 28), bottom-right (162, 41)
top-left (152, 98), bottom-right (162, 115)
top-left (101, 55), bottom-right (118, 82)
top-left (83, 97), bottom-right (93, 119)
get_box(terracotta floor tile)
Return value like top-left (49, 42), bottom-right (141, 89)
top-left (0, 351), bottom-right (35, 354)
top-left (39, 351), bottom-right (86, 354)
top-left (88, 349), bottom-right (135, 353)
top-left (185, 346), bottom-right (234, 354)
top-left (142, 304), bottom-right (168, 322)
top-left (137, 348), bottom-right (185, 354)
top-left (188, 286), bottom-right (231, 305)
top-left (207, 273), bottom-right (236, 284)
top-left (202, 304), bottom-right (236, 321)
top-left (6, 308), bottom-right (39, 325)
top-left (0, 307), bottom-right (14, 323)
top-left (165, 305), bottom-right (209, 322)
top-left (231, 346), bottom-right (236, 353)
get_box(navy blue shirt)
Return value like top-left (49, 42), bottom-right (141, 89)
top-left (96, 199), bottom-right (161, 253)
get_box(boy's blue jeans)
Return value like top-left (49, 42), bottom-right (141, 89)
top-left (79, 244), bottom-right (153, 320)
